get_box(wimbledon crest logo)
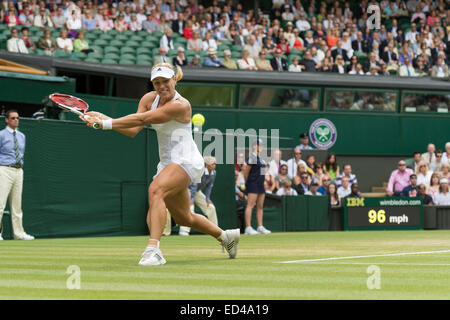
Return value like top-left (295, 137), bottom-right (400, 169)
top-left (309, 118), bottom-right (337, 150)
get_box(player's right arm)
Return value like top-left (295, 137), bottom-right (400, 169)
top-left (85, 92), bottom-right (156, 138)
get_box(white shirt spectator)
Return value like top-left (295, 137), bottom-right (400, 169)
top-left (296, 18), bottom-right (311, 31)
top-left (337, 185), bottom-right (352, 198)
top-left (160, 34), bottom-right (174, 51)
top-left (237, 57), bottom-right (257, 70)
top-left (268, 159), bottom-right (287, 179)
top-left (276, 188), bottom-right (298, 196)
top-left (56, 37), bottom-right (73, 53)
top-left (417, 171), bottom-right (432, 187)
top-left (7, 37), bottom-right (28, 54)
top-left (286, 158), bottom-right (307, 180)
top-left (289, 64), bottom-right (302, 72)
top-left (434, 192), bottom-right (450, 205)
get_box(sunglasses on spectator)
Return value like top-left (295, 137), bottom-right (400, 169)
top-left (398, 163), bottom-right (406, 166)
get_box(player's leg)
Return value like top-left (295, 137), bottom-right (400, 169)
top-left (256, 193), bottom-right (271, 234)
top-left (244, 193), bottom-right (258, 234)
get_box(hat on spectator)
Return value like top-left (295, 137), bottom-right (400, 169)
top-left (224, 49), bottom-right (231, 56)
top-left (207, 47), bottom-right (216, 55)
top-left (214, 21), bottom-right (220, 27)
top-left (194, 54), bottom-right (200, 59)
top-left (177, 47), bottom-right (184, 52)
top-left (299, 132), bottom-right (308, 139)
top-left (440, 178), bottom-right (449, 184)
top-left (311, 181), bottom-right (319, 187)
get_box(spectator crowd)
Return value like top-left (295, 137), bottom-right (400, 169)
top-left (235, 135), bottom-right (450, 207)
top-left (1, 0), bottom-right (450, 77)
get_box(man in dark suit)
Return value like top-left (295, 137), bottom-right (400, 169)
top-left (298, 50), bottom-right (317, 72)
top-left (352, 31), bottom-right (370, 55)
top-left (363, 52), bottom-right (382, 73)
top-left (381, 42), bottom-right (398, 64)
top-left (331, 40), bottom-right (349, 62)
top-left (270, 48), bottom-right (288, 71)
top-left (171, 12), bottom-right (185, 35)
top-left (233, 27), bottom-right (246, 46)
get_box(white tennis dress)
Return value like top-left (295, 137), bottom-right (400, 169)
top-left (151, 91), bottom-right (204, 183)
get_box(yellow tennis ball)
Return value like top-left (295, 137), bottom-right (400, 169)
top-left (192, 113), bottom-right (205, 126)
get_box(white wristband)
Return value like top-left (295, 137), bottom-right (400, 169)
top-left (102, 119), bottom-right (112, 130)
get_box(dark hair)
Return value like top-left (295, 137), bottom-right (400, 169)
top-left (435, 149), bottom-right (443, 155)
top-left (413, 151), bottom-right (421, 156)
top-left (410, 174), bottom-right (417, 179)
top-left (324, 153), bottom-right (338, 172)
top-left (21, 27), bottom-right (29, 32)
top-left (6, 109), bottom-right (19, 118)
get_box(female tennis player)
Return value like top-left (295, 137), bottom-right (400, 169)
top-left (81, 63), bottom-right (240, 266)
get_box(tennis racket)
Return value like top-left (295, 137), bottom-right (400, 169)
top-left (49, 93), bottom-right (90, 119)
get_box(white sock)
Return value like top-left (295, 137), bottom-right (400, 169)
top-left (148, 239), bottom-right (160, 248)
top-left (217, 230), bottom-right (227, 242)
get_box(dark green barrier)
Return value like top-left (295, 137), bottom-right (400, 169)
top-left (282, 195), bottom-right (330, 231)
top-left (249, 207), bottom-right (284, 233)
top-left (307, 196), bottom-right (330, 231)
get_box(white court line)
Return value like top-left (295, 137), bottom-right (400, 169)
top-left (278, 249), bottom-right (450, 264)
top-left (300, 262), bottom-right (450, 267)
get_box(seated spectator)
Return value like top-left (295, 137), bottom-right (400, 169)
top-left (268, 149), bottom-right (286, 179)
top-left (187, 31), bottom-right (203, 51)
top-left (442, 143), bottom-right (450, 164)
top-left (187, 54), bottom-right (202, 68)
top-left (5, 9), bottom-right (20, 28)
top-left (312, 163), bottom-right (326, 186)
top-left (290, 28), bottom-right (304, 50)
top-left (37, 28), bottom-right (57, 56)
top-left (276, 179), bottom-right (298, 196)
top-left (427, 173), bottom-right (441, 200)
top-left (223, 49), bottom-right (238, 70)
top-left (319, 57), bottom-right (333, 72)
top-left (434, 178), bottom-right (450, 205)
top-left (336, 164), bottom-right (358, 187)
top-left (262, 36), bottom-right (277, 55)
top-left (183, 19), bottom-right (194, 39)
top-left (295, 11), bottom-right (310, 32)
top-left (274, 164), bottom-right (289, 191)
top-left (305, 181), bottom-right (321, 195)
top-left (345, 183), bottom-right (361, 198)
top-left (379, 64), bottom-right (390, 76)
top-left (73, 30), bottom-right (93, 54)
top-left (327, 182), bottom-right (341, 206)
top-left (65, 11), bottom-right (81, 37)
top-left (401, 174), bottom-right (418, 197)
top-left (202, 30), bottom-right (218, 51)
top-left (56, 29), bottom-right (73, 54)
top-left (204, 47), bottom-right (225, 68)
top-left (415, 57), bottom-right (429, 76)
top-left (19, 6), bottom-right (34, 27)
top-left (346, 55), bottom-right (359, 73)
top-left (114, 13), bottom-right (128, 32)
top-left (416, 161), bottom-right (432, 187)
top-left (337, 176), bottom-right (352, 198)
top-left (128, 13), bottom-right (142, 31)
top-left (418, 184), bottom-right (434, 205)
top-left (294, 172), bottom-right (310, 195)
top-left (352, 31), bottom-right (370, 55)
top-left (277, 37), bottom-right (290, 55)
top-left (431, 57), bottom-right (450, 78)
top-left (51, 7), bottom-right (66, 29)
top-left (264, 166), bottom-right (276, 194)
top-left (386, 160), bottom-right (413, 196)
top-left (286, 148), bottom-right (307, 180)
top-left (255, 51), bottom-right (273, 71)
top-left (323, 153), bottom-right (340, 181)
top-left (289, 56), bottom-right (302, 72)
top-left (399, 56), bottom-right (417, 77)
top-left (244, 36), bottom-right (262, 60)
top-left (331, 40), bottom-right (349, 63)
top-left (153, 47), bottom-right (170, 64)
top-left (305, 155), bottom-right (316, 175)
top-left (430, 150), bottom-right (444, 172)
top-left (363, 52), bottom-right (382, 73)
top-left (408, 151), bottom-right (422, 172)
top-left (160, 28), bottom-right (174, 52)
top-left (20, 27), bottom-right (35, 52)
top-left (348, 63), bottom-right (365, 75)
top-left (142, 12), bottom-right (161, 33)
top-left (270, 48), bottom-right (288, 71)
top-left (299, 50), bottom-right (317, 72)
top-left (82, 11), bottom-right (97, 31)
top-left (440, 163), bottom-right (450, 180)
top-left (7, 28), bottom-right (28, 54)
top-left (173, 47), bottom-right (188, 67)
top-left (331, 54), bottom-right (346, 74)
top-left (237, 50), bottom-right (258, 70)
top-left (317, 176), bottom-right (330, 195)
top-left (34, 7), bottom-right (54, 28)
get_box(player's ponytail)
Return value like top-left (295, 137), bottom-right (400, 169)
top-left (174, 65), bottom-right (183, 82)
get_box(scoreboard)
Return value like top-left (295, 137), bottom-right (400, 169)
top-left (343, 197), bottom-right (423, 230)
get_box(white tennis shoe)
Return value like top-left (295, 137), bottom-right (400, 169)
top-left (257, 226), bottom-right (271, 234)
top-left (16, 234), bottom-right (34, 240)
top-left (244, 226), bottom-right (258, 235)
top-left (222, 228), bottom-right (240, 259)
top-left (0, 234), bottom-right (3, 241)
top-left (138, 246), bottom-right (166, 266)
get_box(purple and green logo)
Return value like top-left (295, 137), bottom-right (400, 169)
top-left (309, 118), bottom-right (337, 150)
